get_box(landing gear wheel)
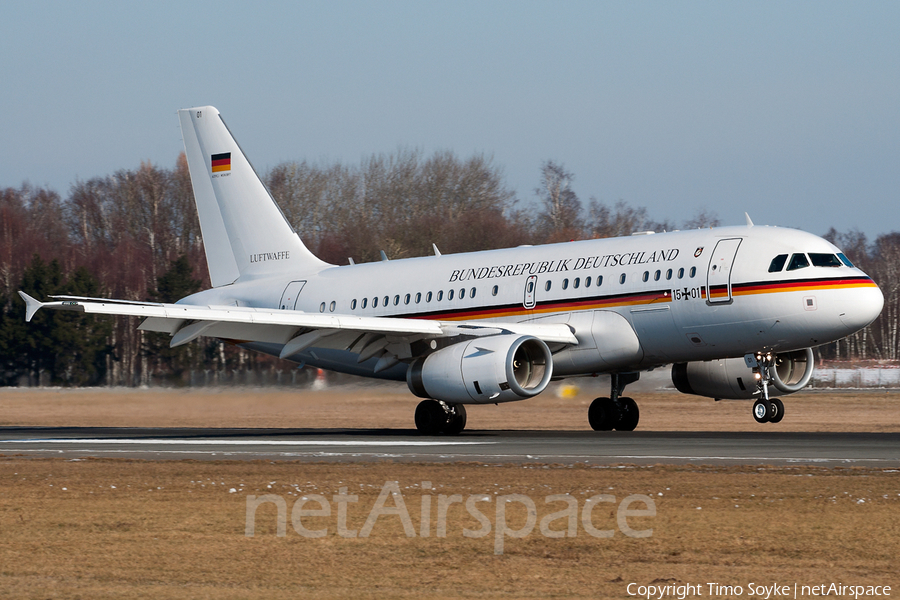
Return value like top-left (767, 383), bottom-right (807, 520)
top-left (589, 397), bottom-right (619, 431)
top-left (415, 400), bottom-right (467, 435)
top-left (444, 404), bottom-right (467, 435)
top-left (615, 397), bottom-right (640, 431)
top-left (768, 398), bottom-right (784, 423)
top-left (753, 399), bottom-right (771, 424)
top-left (415, 399), bottom-right (447, 435)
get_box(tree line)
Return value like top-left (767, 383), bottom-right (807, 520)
top-left (0, 153), bottom-right (897, 386)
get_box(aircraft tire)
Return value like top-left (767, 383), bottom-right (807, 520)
top-left (588, 397), bottom-right (618, 431)
top-left (415, 399), bottom-right (448, 435)
top-left (443, 404), bottom-right (467, 435)
top-left (752, 399), bottom-right (771, 423)
top-left (614, 397), bottom-right (640, 431)
top-left (768, 398), bottom-right (784, 423)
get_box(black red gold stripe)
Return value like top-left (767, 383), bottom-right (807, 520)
top-left (211, 152), bottom-right (232, 173)
top-left (731, 276), bottom-right (877, 296)
top-left (403, 276), bottom-right (875, 322)
top-left (408, 289), bottom-right (672, 322)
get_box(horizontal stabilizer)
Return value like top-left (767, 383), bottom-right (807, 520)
top-left (18, 292), bottom-right (44, 322)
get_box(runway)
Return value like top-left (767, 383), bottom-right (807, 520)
top-left (1, 427), bottom-right (898, 466)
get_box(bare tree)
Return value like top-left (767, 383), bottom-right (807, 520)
top-left (534, 160), bottom-right (582, 243)
top-left (682, 207), bottom-right (721, 230)
top-left (586, 198), bottom-right (651, 238)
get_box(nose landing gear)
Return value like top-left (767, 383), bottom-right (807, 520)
top-left (748, 352), bottom-right (785, 424)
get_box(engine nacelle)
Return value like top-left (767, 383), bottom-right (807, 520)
top-left (672, 348), bottom-right (814, 399)
top-left (407, 335), bottom-right (553, 404)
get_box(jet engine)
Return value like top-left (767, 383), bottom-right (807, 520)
top-left (407, 334), bottom-right (553, 404)
top-left (671, 348), bottom-right (814, 399)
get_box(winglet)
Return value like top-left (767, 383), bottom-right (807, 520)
top-left (745, 212), bottom-right (754, 227)
top-left (18, 291), bottom-right (44, 322)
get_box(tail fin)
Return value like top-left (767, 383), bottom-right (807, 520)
top-left (178, 106), bottom-right (329, 287)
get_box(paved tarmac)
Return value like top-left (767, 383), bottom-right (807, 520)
top-left (1, 427), bottom-right (898, 466)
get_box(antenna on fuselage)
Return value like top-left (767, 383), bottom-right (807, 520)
top-left (432, 244), bottom-right (442, 256)
top-left (745, 212), bottom-right (754, 227)
top-left (380, 250), bottom-right (390, 262)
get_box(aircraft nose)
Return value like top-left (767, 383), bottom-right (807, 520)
top-left (839, 284), bottom-right (884, 332)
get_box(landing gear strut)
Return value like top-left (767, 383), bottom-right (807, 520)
top-left (749, 352), bottom-right (785, 424)
top-left (588, 373), bottom-right (641, 431)
top-left (415, 399), bottom-right (467, 435)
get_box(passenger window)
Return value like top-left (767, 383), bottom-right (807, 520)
top-left (492, 285), bottom-right (498, 296)
top-left (689, 267), bottom-right (696, 278)
top-left (573, 277), bottom-right (580, 289)
top-left (319, 302), bottom-right (325, 313)
top-left (404, 293), bottom-right (410, 304)
top-left (809, 253), bottom-right (842, 267)
top-left (362, 298), bottom-right (368, 309)
top-left (415, 292), bottom-right (421, 303)
top-left (372, 297), bottom-right (378, 308)
top-left (768, 254), bottom-right (788, 272)
top-left (459, 288), bottom-right (465, 299)
top-left (562, 278), bottom-right (569, 290)
top-left (545, 281), bottom-right (552, 292)
top-left (585, 276), bottom-right (592, 287)
top-left (654, 270), bottom-right (661, 281)
top-left (426, 292), bottom-right (432, 302)
top-left (437, 291), bottom-right (443, 301)
top-left (470, 287), bottom-right (476, 298)
top-left (837, 253), bottom-right (854, 268)
top-left (787, 253), bottom-right (810, 271)
top-left (351, 299), bottom-right (357, 310)
top-left (666, 269), bottom-right (672, 280)
top-left (597, 275), bottom-right (603, 286)
top-left (448, 289), bottom-right (454, 300)
top-left (642, 271), bottom-right (649, 282)
top-left (393, 295), bottom-right (400, 306)
top-left (678, 268), bottom-right (684, 279)
top-left (329, 301), bottom-right (336, 312)
top-left (619, 274), bottom-right (626, 284)
top-left (383, 296), bottom-right (389, 307)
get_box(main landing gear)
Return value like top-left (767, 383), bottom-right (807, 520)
top-left (749, 352), bottom-right (785, 424)
top-left (588, 373), bottom-right (641, 431)
top-left (415, 399), bottom-right (467, 435)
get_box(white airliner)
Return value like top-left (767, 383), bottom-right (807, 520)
top-left (20, 106), bottom-right (884, 434)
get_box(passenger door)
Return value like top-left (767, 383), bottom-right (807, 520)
top-left (706, 239), bottom-right (742, 304)
top-left (279, 280), bottom-right (306, 310)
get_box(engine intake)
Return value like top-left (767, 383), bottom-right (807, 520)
top-left (407, 334), bottom-right (553, 404)
top-left (672, 348), bottom-right (814, 399)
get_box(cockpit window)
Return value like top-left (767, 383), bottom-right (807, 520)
top-left (809, 253), bottom-right (842, 267)
top-left (768, 254), bottom-right (788, 272)
top-left (837, 253), bottom-right (854, 268)
top-left (786, 253), bottom-right (810, 271)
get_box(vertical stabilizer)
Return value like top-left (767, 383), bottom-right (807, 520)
top-left (178, 106), bottom-right (330, 287)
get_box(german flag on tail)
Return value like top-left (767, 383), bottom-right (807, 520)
top-left (211, 152), bottom-right (231, 173)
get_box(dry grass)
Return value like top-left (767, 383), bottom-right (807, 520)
top-left (1, 387), bottom-right (898, 598)
top-left (1, 384), bottom-right (899, 431)
top-left (1, 459), bottom-right (898, 599)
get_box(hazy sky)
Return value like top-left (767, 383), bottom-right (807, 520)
top-left (2, 1), bottom-right (898, 240)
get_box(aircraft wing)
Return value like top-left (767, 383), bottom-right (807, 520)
top-left (18, 293), bottom-right (578, 360)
